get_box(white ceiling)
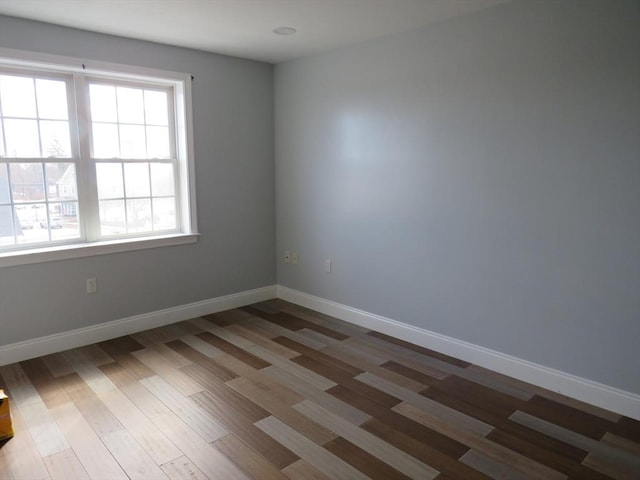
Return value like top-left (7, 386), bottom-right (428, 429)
top-left (0, 0), bottom-right (508, 64)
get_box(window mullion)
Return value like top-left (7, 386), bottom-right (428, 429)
top-left (72, 74), bottom-right (100, 241)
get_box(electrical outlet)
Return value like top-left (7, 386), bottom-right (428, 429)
top-left (86, 277), bottom-right (97, 294)
top-left (324, 259), bottom-right (331, 273)
top-left (292, 252), bottom-right (298, 264)
top-left (284, 250), bottom-right (291, 263)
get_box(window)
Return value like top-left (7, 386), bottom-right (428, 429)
top-left (0, 50), bottom-right (197, 265)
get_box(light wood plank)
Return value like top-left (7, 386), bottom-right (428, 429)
top-left (214, 434), bottom-right (290, 480)
top-left (98, 388), bottom-right (183, 465)
top-left (17, 399), bottom-right (70, 457)
top-left (0, 401), bottom-right (51, 480)
top-left (601, 432), bottom-right (640, 456)
top-left (295, 399), bottom-right (439, 480)
top-left (151, 413), bottom-right (250, 480)
top-left (226, 323), bottom-right (300, 359)
top-left (262, 364), bottom-right (371, 426)
top-left (191, 390), bottom-right (298, 469)
top-left (161, 456), bottom-right (211, 480)
top-left (62, 350), bottom-right (118, 395)
top-left (344, 337), bottom-right (451, 381)
top-left (63, 380), bottom-right (124, 438)
top-left (228, 375), bottom-right (336, 445)
top-left (43, 449), bottom-right (91, 480)
top-left (49, 402), bottom-right (129, 480)
top-left (282, 459), bottom-right (332, 480)
top-left (133, 348), bottom-right (204, 395)
top-left (178, 333), bottom-right (225, 358)
top-left (510, 410), bottom-right (640, 473)
top-left (101, 429), bottom-right (170, 480)
top-left (256, 416), bottom-right (370, 480)
top-left (460, 449), bottom-right (531, 480)
top-left (467, 365), bottom-right (622, 422)
top-left (3, 363), bottom-right (70, 458)
top-left (356, 371), bottom-right (494, 436)
top-left (396, 402), bottom-right (567, 480)
top-left (140, 375), bottom-right (227, 442)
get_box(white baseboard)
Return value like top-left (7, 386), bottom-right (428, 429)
top-left (277, 285), bottom-right (640, 420)
top-left (0, 285), bottom-right (277, 366)
top-left (2, 282), bottom-right (638, 420)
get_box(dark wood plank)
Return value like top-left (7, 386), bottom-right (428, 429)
top-left (180, 363), bottom-right (269, 422)
top-left (294, 355), bottom-right (401, 408)
top-left (273, 336), bottom-right (364, 376)
top-left (613, 417), bottom-right (640, 443)
top-left (96, 336), bottom-right (146, 358)
top-left (486, 427), bottom-right (612, 479)
top-left (521, 395), bottom-right (614, 440)
top-left (324, 436), bottom-right (412, 480)
top-left (214, 434), bottom-right (289, 480)
top-left (191, 391), bottom-right (298, 469)
top-left (244, 307), bottom-right (349, 341)
top-left (165, 339), bottom-right (238, 382)
top-left (361, 418), bottom-right (492, 480)
top-left (196, 331), bottom-right (271, 369)
top-left (367, 331), bottom-right (471, 368)
top-left (382, 360), bottom-right (448, 386)
top-left (327, 384), bottom-right (469, 458)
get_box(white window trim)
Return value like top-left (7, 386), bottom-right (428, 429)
top-left (0, 48), bottom-right (199, 267)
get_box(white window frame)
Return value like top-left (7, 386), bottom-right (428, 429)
top-left (0, 48), bottom-right (199, 267)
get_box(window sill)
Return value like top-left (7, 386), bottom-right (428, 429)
top-left (0, 233), bottom-right (199, 268)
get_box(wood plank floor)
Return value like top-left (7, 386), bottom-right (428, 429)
top-left (1, 299), bottom-right (639, 480)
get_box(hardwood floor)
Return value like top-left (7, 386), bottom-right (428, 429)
top-left (1, 299), bottom-right (639, 480)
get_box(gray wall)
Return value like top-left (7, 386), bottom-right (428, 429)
top-left (0, 16), bottom-right (276, 345)
top-left (275, 0), bottom-right (640, 393)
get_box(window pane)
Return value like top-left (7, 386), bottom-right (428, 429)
top-left (18, 203), bottom-right (49, 244)
top-left (23, 203), bottom-right (46, 226)
top-left (150, 163), bottom-right (175, 196)
top-left (127, 198), bottom-right (152, 232)
top-left (40, 121), bottom-right (71, 157)
top-left (0, 164), bottom-right (9, 203)
top-left (59, 200), bottom-right (79, 219)
top-left (152, 197), bottom-right (176, 230)
top-left (119, 124), bottom-right (146, 158)
top-left (124, 162), bottom-right (150, 197)
top-left (146, 126), bottom-right (170, 159)
top-left (92, 123), bottom-right (119, 158)
top-left (99, 199), bottom-right (125, 236)
top-left (144, 90), bottom-right (168, 125)
top-left (90, 84), bottom-right (117, 122)
top-left (10, 163), bottom-right (44, 202)
top-left (0, 75), bottom-right (37, 118)
top-left (0, 204), bottom-right (16, 244)
top-left (48, 202), bottom-right (80, 240)
top-left (96, 163), bottom-right (124, 199)
top-left (4, 119), bottom-right (40, 157)
top-left (45, 163), bottom-right (77, 200)
top-left (36, 79), bottom-right (68, 120)
top-left (117, 87), bottom-right (144, 124)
